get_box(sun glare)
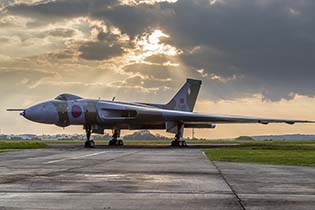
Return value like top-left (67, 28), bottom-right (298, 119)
top-left (148, 30), bottom-right (168, 45)
top-left (134, 29), bottom-right (181, 60)
top-left (120, 0), bottom-right (178, 5)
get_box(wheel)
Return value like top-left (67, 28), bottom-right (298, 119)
top-left (118, 139), bottom-right (124, 146)
top-left (109, 139), bottom-right (117, 146)
top-left (171, 140), bottom-right (180, 147)
top-left (89, 140), bottom-right (95, 148)
top-left (84, 141), bottom-right (89, 148)
top-left (85, 140), bottom-right (95, 148)
top-left (180, 141), bottom-right (187, 147)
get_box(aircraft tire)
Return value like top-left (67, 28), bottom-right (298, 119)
top-left (181, 141), bottom-right (187, 147)
top-left (171, 140), bottom-right (180, 147)
top-left (109, 139), bottom-right (116, 146)
top-left (89, 140), bottom-right (95, 148)
top-left (84, 141), bottom-right (89, 148)
top-left (85, 140), bottom-right (95, 148)
top-left (118, 140), bottom-right (124, 146)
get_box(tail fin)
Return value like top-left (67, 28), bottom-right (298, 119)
top-left (165, 79), bottom-right (202, 112)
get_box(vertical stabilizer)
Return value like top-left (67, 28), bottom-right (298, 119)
top-left (165, 79), bottom-right (202, 112)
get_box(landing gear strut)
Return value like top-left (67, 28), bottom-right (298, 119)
top-left (84, 125), bottom-right (95, 148)
top-left (171, 124), bottom-right (187, 147)
top-left (108, 129), bottom-right (124, 146)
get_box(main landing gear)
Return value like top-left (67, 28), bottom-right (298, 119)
top-left (171, 124), bottom-right (187, 147)
top-left (84, 125), bottom-right (95, 148)
top-left (108, 129), bottom-right (124, 146)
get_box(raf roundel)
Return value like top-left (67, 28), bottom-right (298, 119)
top-left (71, 105), bottom-right (82, 118)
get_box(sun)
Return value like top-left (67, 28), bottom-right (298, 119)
top-left (137, 29), bottom-right (169, 52)
top-left (118, 29), bottom-right (182, 69)
top-left (135, 29), bottom-right (181, 58)
top-left (148, 30), bottom-right (168, 46)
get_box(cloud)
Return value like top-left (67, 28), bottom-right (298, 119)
top-left (5, 0), bottom-right (116, 20)
top-left (118, 75), bottom-right (173, 89)
top-left (122, 63), bottom-right (181, 79)
top-left (79, 41), bottom-right (125, 60)
top-left (144, 54), bottom-right (171, 64)
top-left (77, 23), bottom-right (131, 60)
top-left (1, 0), bottom-right (315, 137)
top-left (0, 69), bottom-right (57, 97)
top-left (120, 0), bottom-right (177, 6)
top-left (48, 28), bottom-right (76, 37)
top-left (161, 0), bottom-right (315, 101)
top-left (0, 15), bottom-right (30, 27)
top-left (2, 0), bottom-right (315, 101)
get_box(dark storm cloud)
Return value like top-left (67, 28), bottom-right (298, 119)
top-left (5, 0), bottom-right (171, 36)
top-left (165, 0), bottom-right (315, 101)
top-left (93, 3), bottom-right (173, 38)
top-left (162, 0), bottom-right (315, 101)
top-left (5, 0), bottom-right (119, 21)
top-left (5, 0), bottom-right (315, 100)
top-left (78, 41), bottom-right (124, 60)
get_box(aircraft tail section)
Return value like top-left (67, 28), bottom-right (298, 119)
top-left (165, 79), bottom-right (202, 112)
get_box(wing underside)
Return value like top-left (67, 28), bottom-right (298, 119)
top-left (96, 102), bottom-right (313, 130)
top-left (162, 110), bottom-right (313, 125)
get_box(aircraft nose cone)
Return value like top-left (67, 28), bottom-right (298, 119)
top-left (23, 105), bottom-right (41, 122)
top-left (23, 102), bottom-right (59, 124)
top-left (23, 107), bottom-right (32, 120)
top-left (20, 110), bottom-right (25, 117)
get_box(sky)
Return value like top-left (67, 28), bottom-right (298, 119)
top-left (0, 0), bottom-right (315, 138)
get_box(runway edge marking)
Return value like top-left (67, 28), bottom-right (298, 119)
top-left (202, 151), bottom-right (247, 210)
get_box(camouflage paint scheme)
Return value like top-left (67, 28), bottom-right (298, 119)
top-left (20, 79), bottom-right (313, 135)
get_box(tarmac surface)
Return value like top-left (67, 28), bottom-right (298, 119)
top-left (0, 146), bottom-right (314, 210)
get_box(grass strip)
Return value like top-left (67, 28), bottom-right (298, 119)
top-left (0, 141), bottom-right (47, 150)
top-left (204, 144), bottom-right (315, 166)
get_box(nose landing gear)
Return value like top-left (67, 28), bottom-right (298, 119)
top-left (84, 125), bottom-right (95, 148)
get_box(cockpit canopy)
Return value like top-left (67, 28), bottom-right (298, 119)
top-left (55, 93), bottom-right (82, 101)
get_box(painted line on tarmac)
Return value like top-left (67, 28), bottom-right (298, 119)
top-left (203, 151), bottom-right (247, 209)
top-left (45, 151), bottom-right (107, 164)
top-left (211, 161), bottom-right (247, 210)
top-left (202, 151), bottom-right (207, 158)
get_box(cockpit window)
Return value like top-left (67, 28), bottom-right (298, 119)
top-left (55, 94), bottom-right (82, 101)
top-left (55, 95), bottom-right (67, 101)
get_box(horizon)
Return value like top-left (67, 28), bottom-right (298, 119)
top-left (3, 131), bottom-right (315, 140)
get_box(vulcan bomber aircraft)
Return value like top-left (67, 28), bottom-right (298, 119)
top-left (7, 79), bottom-right (314, 147)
